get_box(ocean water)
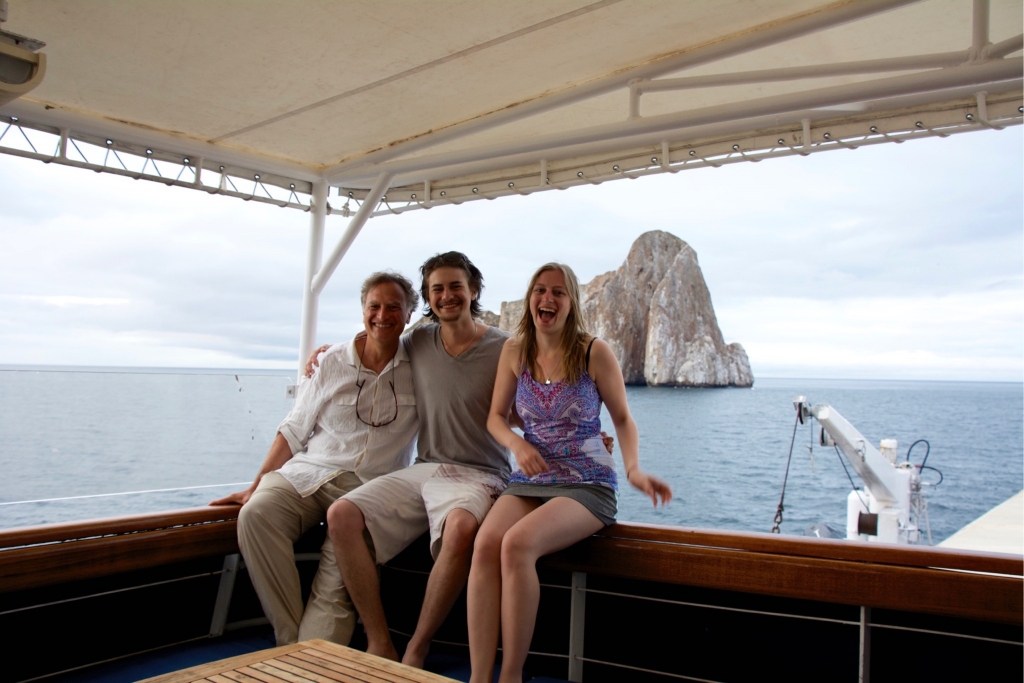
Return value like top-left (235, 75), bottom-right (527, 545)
top-left (1, 367), bottom-right (1021, 544)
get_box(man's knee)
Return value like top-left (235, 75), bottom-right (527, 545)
top-left (327, 499), bottom-right (366, 544)
top-left (238, 489), bottom-right (285, 537)
top-left (441, 509), bottom-right (479, 556)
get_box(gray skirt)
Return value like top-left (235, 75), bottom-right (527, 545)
top-left (501, 482), bottom-right (617, 526)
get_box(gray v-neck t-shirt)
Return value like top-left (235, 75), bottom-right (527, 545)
top-left (403, 323), bottom-right (511, 478)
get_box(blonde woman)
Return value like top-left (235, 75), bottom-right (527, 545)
top-left (468, 263), bottom-right (672, 683)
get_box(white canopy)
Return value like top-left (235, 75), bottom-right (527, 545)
top-left (1, 0), bottom-right (1020, 207)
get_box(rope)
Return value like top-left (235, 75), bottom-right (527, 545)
top-left (771, 410), bottom-right (801, 533)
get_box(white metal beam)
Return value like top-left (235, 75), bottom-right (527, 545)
top-left (0, 140), bottom-right (311, 210)
top-left (332, 58), bottom-right (1022, 186)
top-left (323, 0), bottom-right (921, 180)
top-left (972, 0), bottom-right (990, 56)
top-left (311, 172), bottom-right (393, 296)
top-left (297, 180), bottom-right (328, 380)
top-left (363, 89), bottom-right (1022, 213)
top-left (636, 51), bottom-right (969, 93)
top-left (0, 99), bottom-right (321, 182)
top-left (986, 34), bottom-right (1024, 60)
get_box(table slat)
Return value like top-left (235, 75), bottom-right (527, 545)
top-left (221, 670), bottom-right (266, 683)
top-left (251, 660), bottom-right (321, 683)
top-left (236, 664), bottom-right (293, 683)
top-left (298, 646), bottom-right (456, 683)
top-left (138, 641), bottom-right (457, 683)
top-left (279, 653), bottom-right (382, 683)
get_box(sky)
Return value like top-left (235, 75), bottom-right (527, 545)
top-left (1, 126), bottom-right (1021, 381)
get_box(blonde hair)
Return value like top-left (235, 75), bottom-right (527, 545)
top-left (516, 263), bottom-right (592, 384)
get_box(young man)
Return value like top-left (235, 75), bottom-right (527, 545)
top-left (317, 252), bottom-right (511, 666)
top-left (211, 272), bottom-right (420, 646)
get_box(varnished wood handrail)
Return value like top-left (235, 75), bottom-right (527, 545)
top-left (5, 509), bottom-right (1018, 576)
top-left (598, 521), bottom-right (1024, 576)
top-left (0, 521), bottom-right (240, 593)
top-left (545, 535), bottom-right (1024, 625)
top-left (0, 505), bottom-right (241, 550)
top-left (2, 508), bottom-right (1021, 625)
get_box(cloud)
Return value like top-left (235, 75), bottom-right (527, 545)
top-left (721, 290), bottom-right (1023, 381)
top-left (6, 295), bottom-right (132, 307)
top-left (0, 125), bottom-right (1021, 379)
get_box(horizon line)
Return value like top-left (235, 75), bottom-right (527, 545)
top-left (1, 363), bottom-right (1021, 385)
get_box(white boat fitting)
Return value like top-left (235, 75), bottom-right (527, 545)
top-left (789, 397), bottom-right (934, 545)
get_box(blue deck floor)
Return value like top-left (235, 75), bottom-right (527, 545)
top-left (46, 626), bottom-right (566, 682)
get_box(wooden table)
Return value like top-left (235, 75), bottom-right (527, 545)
top-left (141, 639), bottom-right (459, 683)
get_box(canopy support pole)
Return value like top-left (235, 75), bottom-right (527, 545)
top-left (310, 172), bottom-right (393, 297)
top-left (972, 0), bottom-right (989, 57)
top-left (297, 180), bottom-right (328, 380)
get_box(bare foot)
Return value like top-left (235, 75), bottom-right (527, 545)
top-left (366, 639), bottom-right (399, 662)
top-left (401, 639), bottom-right (430, 669)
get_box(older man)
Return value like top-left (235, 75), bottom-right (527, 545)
top-left (211, 271), bottom-right (420, 646)
top-left (319, 252), bottom-right (511, 666)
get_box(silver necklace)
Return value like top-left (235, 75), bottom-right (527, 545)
top-left (441, 324), bottom-right (481, 357)
top-left (536, 355), bottom-right (558, 385)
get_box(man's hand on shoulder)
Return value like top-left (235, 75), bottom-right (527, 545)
top-left (304, 344), bottom-right (331, 378)
top-left (601, 431), bottom-right (615, 454)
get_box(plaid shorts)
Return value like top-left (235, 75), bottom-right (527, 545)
top-left (342, 462), bottom-right (506, 564)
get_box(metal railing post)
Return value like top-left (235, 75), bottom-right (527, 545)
top-left (568, 571), bottom-right (587, 682)
top-left (209, 553), bottom-right (241, 637)
top-left (859, 605), bottom-right (872, 683)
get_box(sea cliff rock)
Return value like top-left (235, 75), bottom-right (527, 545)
top-left (409, 309), bottom-right (499, 330)
top-left (497, 231), bottom-right (753, 387)
top-left (476, 309), bottom-right (501, 328)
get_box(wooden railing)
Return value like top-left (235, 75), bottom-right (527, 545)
top-left (0, 506), bottom-right (242, 593)
top-left (545, 522), bottom-right (1023, 625)
top-left (2, 508), bottom-right (1021, 625)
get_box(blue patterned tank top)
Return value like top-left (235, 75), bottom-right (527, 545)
top-left (508, 367), bottom-right (618, 491)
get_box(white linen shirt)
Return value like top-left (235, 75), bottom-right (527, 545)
top-left (276, 338), bottom-right (417, 496)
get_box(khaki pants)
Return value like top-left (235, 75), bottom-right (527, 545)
top-left (237, 470), bottom-right (364, 646)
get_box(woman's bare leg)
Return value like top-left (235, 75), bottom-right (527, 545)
top-left (498, 498), bottom-right (604, 683)
top-left (468, 495), bottom-right (539, 683)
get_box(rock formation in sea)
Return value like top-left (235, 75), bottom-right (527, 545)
top-left (496, 231), bottom-right (753, 387)
top-left (409, 308), bottom-right (499, 330)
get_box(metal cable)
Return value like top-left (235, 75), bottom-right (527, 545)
top-left (906, 438), bottom-right (931, 470)
top-left (835, 445), bottom-right (869, 511)
top-left (0, 481), bottom-right (249, 506)
top-left (771, 410), bottom-right (801, 533)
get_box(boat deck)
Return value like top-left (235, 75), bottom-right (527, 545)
top-left (43, 625), bottom-right (563, 683)
top-left (939, 491), bottom-right (1024, 556)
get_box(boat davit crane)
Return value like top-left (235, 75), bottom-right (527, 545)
top-left (794, 396), bottom-right (931, 545)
